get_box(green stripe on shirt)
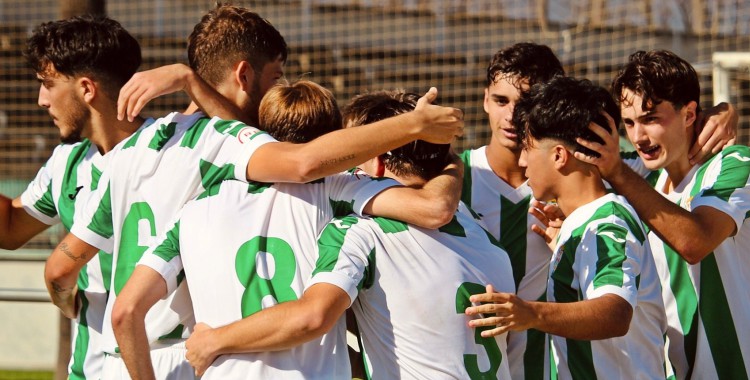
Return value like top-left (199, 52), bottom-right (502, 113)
top-left (152, 221), bottom-right (181, 263)
top-left (593, 223), bottom-right (627, 289)
top-left (459, 150), bottom-right (473, 208)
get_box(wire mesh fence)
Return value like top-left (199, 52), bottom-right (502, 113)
top-left (1, 0), bottom-right (749, 248)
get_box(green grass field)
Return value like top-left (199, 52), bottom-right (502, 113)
top-left (0, 371), bottom-right (53, 380)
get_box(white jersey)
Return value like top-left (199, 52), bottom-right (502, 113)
top-left (317, 209), bottom-right (515, 380)
top-left (139, 173), bottom-right (397, 379)
top-left (459, 147), bottom-right (550, 379)
top-left (649, 145), bottom-right (750, 379)
top-left (549, 193), bottom-right (666, 379)
top-left (71, 112), bottom-right (275, 359)
top-left (21, 139), bottom-right (113, 380)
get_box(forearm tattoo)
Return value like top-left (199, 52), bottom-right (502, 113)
top-left (320, 154), bottom-right (355, 167)
top-left (51, 281), bottom-right (72, 294)
top-left (60, 241), bottom-right (87, 262)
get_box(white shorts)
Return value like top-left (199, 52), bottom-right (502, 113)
top-left (102, 339), bottom-right (196, 379)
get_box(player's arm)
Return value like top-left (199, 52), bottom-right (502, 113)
top-left (363, 154), bottom-right (463, 229)
top-left (576, 114), bottom-right (737, 264)
top-left (245, 88), bottom-right (463, 183)
top-left (185, 283), bottom-right (350, 376)
top-left (0, 194), bottom-right (50, 249)
top-left (690, 101), bottom-right (738, 164)
top-left (117, 64), bottom-right (248, 124)
top-left (44, 233), bottom-right (98, 318)
top-left (465, 285), bottom-right (633, 340)
top-left (187, 217), bottom-right (368, 376)
top-left (111, 266), bottom-right (169, 380)
top-left (2, 151), bottom-right (63, 249)
top-left (112, 217), bottom-right (183, 380)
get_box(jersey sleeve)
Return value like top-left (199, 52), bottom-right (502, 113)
top-left (326, 171), bottom-right (400, 216)
top-left (689, 145), bottom-right (750, 230)
top-left (137, 215), bottom-right (184, 296)
top-left (311, 215), bottom-right (374, 305)
top-left (19, 145), bottom-right (63, 225)
top-left (579, 221), bottom-right (641, 308)
top-left (70, 171), bottom-right (114, 253)
top-left (199, 118), bottom-right (277, 187)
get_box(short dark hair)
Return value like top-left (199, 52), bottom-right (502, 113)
top-left (514, 76), bottom-right (620, 158)
top-left (188, 4), bottom-right (288, 86)
top-left (25, 15), bottom-right (141, 97)
top-left (259, 80), bottom-right (341, 143)
top-left (343, 90), bottom-right (451, 180)
top-left (487, 42), bottom-right (565, 89)
top-left (611, 50), bottom-right (700, 113)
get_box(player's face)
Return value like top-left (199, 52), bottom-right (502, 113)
top-left (484, 74), bottom-right (529, 151)
top-left (37, 65), bottom-right (90, 143)
top-left (518, 137), bottom-right (556, 201)
top-left (620, 89), bottom-right (694, 172)
top-left (244, 57), bottom-right (285, 123)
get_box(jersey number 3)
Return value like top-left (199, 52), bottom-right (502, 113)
top-left (455, 282), bottom-right (503, 379)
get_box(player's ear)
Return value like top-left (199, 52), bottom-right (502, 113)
top-left (483, 87), bottom-right (491, 114)
top-left (683, 100), bottom-right (698, 129)
top-left (235, 60), bottom-right (255, 92)
top-left (553, 144), bottom-right (569, 169)
top-left (78, 76), bottom-right (97, 104)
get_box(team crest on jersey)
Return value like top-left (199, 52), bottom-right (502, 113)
top-left (237, 127), bottom-right (261, 144)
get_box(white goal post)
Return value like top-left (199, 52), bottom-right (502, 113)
top-left (712, 52), bottom-right (750, 104)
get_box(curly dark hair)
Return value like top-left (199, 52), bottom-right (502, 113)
top-left (611, 50), bottom-right (700, 113)
top-left (25, 15), bottom-right (141, 98)
top-left (514, 76), bottom-right (620, 158)
top-left (486, 42), bottom-right (565, 89)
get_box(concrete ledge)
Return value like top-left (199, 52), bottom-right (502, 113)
top-left (0, 254), bottom-right (57, 370)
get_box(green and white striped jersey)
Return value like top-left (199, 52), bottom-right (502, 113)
top-left (649, 145), bottom-right (750, 380)
top-left (317, 209), bottom-right (515, 380)
top-left (70, 112), bottom-right (275, 359)
top-left (21, 139), bottom-right (113, 380)
top-left (459, 147), bottom-right (550, 380)
top-left (549, 193), bottom-right (666, 379)
top-left (139, 173), bottom-right (397, 379)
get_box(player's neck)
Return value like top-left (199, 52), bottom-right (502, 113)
top-left (662, 128), bottom-right (697, 193)
top-left (556, 171), bottom-right (608, 217)
top-left (663, 156), bottom-right (694, 193)
top-left (485, 143), bottom-right (526, 188)
top-left (88, 112), bottom-right (145, 154)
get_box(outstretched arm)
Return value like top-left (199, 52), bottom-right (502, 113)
top-left (0, 194), bottom-right (49, 249)
top-left (117, 64), bottom-right (247, 123)
top-left (185, 283), bottom-right (350, 376)
top-left (111, 266), bottom-right (169, 380)
top-left (246, 87), bottom-right (464, 183)
top-left (575, 113), bottom-right (737, 264)
top-left (363, 154), bottom-right (463, 229)
top-left (465, 285), bottom-right (633, 340)
top-left (44, 233), bottom-right (98, 318)
top-left (689, 102), bottom-right (738, 165)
